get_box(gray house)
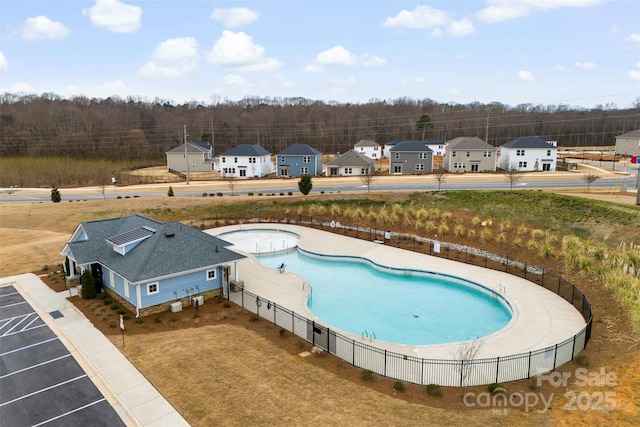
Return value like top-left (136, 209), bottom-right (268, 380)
top-left (276, 144), bottom-right (323, 177)
top-left (325, 149), bottom-right (375, 176)
top-left (615, 130), bottom-right (640, 157)
top-left (389, 141), bottom-right (434, 174)
top-left (443, 137), bottom-right (497, 172)
top-left (166, 141), bottom-right (214, 172)
top-left (61, 214), bottom-right (245, 316)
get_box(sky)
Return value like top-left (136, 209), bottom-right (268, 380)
top-left (1, 0), bottom-right (639, 109)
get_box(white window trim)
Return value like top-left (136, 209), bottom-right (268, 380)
top-left (147, 282), bottom-right (159, 295)
top-left (206, 269), bottom-right (217, 281)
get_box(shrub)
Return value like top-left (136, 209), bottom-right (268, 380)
top-left (50, 186), bottom-right (61, 203)
top-left (135, 317), bottom-right (144, 324)
top-left (516, 224), bottom-right (528, 236)
top-left (467, 229), bottom-right (476, 239)
top-left (495, 232), bottom-right (507, 245)
top-left (531, 229), bottom-right (545, 239)
top-left (488, 383), bottom-right (506, 395)
top-left (425, 221), bottom-right (436, 233)
top-left (42, 265), bottom-right (49, 271)
top-left (223, 302), bottom-right (231, 308)
top-left (539, 243), bottom-right (553, 258)
top-left (279, 328), bottom-right (286, 337)
top-left (527, 240), bottom-right (539, 252)
top-left (96, 293), bottom-right (106, 299)
top-left (360, 369), bottom-right (373, 381)
top-left (393, 381), bottom-right (404, 391)
top-left (426, 384), bottom-right (442, 396)
top-left (110, 303), bottom-right (119, 310)
top-left (480, 229), bottom-right (492, 242)
top-left (103, 298), bottom-right (112, 305)
top-left (248, 191), bottom-right (254, 196)
top-left (437, 223), bottom-right (449, 235)
top-left (471, 216), bottom-right (481, 226)
top-left (454, 225), bottom-right (465, 237)
top-left (80, 270), bottom-right (96, 299)
top-left (511, 237), bottom-right (522, 249)
top-left (116, 309), bottom-right (125, 315)
top-left (574, 354), bottom-right (590, 367)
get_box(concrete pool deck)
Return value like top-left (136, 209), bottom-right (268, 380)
top-left (209, 223), bottom-right (587, 360)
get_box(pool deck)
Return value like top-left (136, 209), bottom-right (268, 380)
top-left (209, 223), bottom-right (587, 360)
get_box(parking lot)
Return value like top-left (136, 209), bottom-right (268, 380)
top-left (0, 285), bottom-right (125, 426)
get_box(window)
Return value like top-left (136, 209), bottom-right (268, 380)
top-left (518, 161), bottom-right (528, 168)
top-left (280, 156), bottom-right (285, 162)
top-left (303, 156), bottom-right (310, 163)
top-left (516, 149), bottom-right (525, 156)
top-left (344, 167), bottom-right (352, 174)
top-left (249, 157), bottom-right (256, 163)
top-left (394, 152), bottom-right (399, 159)
top-left (222, 157), bottom-right (226, 163)
top-left (484, 151), bottom-right (492, 157)
top-left (419, 152), bottom-right (428, 159)
top-left (147, 282), bottom-right (159, 295)
top-left (415, 164), bottom-right (424, 171)
top-left (206, 269), bottom-right (216, 281)
top-left (454, 162), bottom-right (466, 169)
top-left (361, 168), bottom-right (369, 174)
top-left (466, 151), bottom-right (470, 157)
top-left (547, 150), bottom-right (551, 156)
top-left (452, 151), bottom-right (456, 157)
top-left (234, 157), bottom-right (238, 163)
top-left (300, 167), bottom-right (308, 174)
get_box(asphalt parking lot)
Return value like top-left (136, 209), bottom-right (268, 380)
top-left (0, 285), bottom-right (125, 426)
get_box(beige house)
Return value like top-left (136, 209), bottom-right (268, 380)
top-left (166, 142), bottom-right (214, 172)
top-left (325, 149), bottom-right (375, 176)
top-left (615, 130), bottom-right (640, 157)
top-left (442, 137), bottom-right (497, 173)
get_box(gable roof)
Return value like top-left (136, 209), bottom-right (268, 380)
top-left (616, 129), bottom-right (640, 138)
top-left (391, 141), bottom-right (433, 153)
top-left (277, 143), bottom-right (321, 156)
top-left (354, 139), bottom-right (380, 147)
top-left (422, 138), bottom-right (445, 146)
top-left (326, 149), bottom-right (375, 167)
top-left (166, 141), bottom-right (211, 154)
top-left (445, 137), bottom-right (494, 150)
top-left (222, 144), bottom-right (270, 156)
top-left (502, 136), bottom-right (556, 149)
top-left (383, 139), bottom-right (404, 147)
top-left (62, 214), bottom-right (245, 284)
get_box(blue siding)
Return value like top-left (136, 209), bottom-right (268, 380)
top-left (277, 154), bottom-right (322, 177)
top-left (103, 266), bottom-right (137, 306)
top-left (139, 267), bottom-right (223, 308)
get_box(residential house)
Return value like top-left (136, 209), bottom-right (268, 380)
top-left (276, 144), bottom-right (323, 177)
top-left (354, 140), bottom-right (382, 160)
top-left (442, 137), bottom-right (497, 172)
top-left (325, 149), bottom-right (375, 176)
top-left (220, 144), bottom-right (274, 178)
top-left (389, 141), bottom-right (434, 174)
top-left (499, 136), bottom-right (558, 171)
top-left (383, 139), bottom-right (404, 158)
top-left (60, 214), bottom-right (246, 316)
top-left (615, 129), bottom-right (640, 157)
top-left (166, 141), bottom-right (214, 172)
top-left (422, 138), bottom-right (447, 157)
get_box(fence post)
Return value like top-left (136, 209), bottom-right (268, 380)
top-left (352, 339), bottom-right (356, 366)
top-left (273, 302), bottom-right (276, 323)
top-left (484, 253), bottom-right (487, 268)
top-left (505, 256), bottom-right (509, 272)
top-left (557, 276), bottom-right (562, 294)
top-left (524, 262), bottom-right (527, 280)
top-left (312, 320), bottom-right (315, 346)
top-left (552, 343), bottom-right (558, 370)
top-left (571, 335), bottom-right (576, 359)
top-left (527, 351), bottom-right (532, 378)
top-left (541, 270), bottom-right (545, 287)
top-left (571, 285), bottom-right (575, 305)
top-left (384, 350), bottom-right (388, 376)
top-left (495, 356), bottom-right (500, 383)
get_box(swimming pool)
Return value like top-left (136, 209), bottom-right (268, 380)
top-left (221, 229), bottom-right (512, 345)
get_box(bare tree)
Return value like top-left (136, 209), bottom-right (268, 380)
top-left (503, 164), bottom-right (525, 190)
top-left (583, 173), bottom-right (600, 192)
top-left (225, 175), bottom-right (237, 195)
top-left (433, 168), bottom-right (448, 191)
top-left (359, 165), bottom-right (375, 192)
top-left (450, 337), bottom-right (484, 387)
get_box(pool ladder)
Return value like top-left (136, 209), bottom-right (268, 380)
top-left (493, 284), bottom-right (506, 301)
top-left (362, 329), bottom-right (376, 341)
top-left (302, 282), bottom-right (312, 304)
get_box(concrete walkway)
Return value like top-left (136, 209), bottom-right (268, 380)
top-left (0, 274), bottom-right (189, 427)
top-left (211, 223), bottom-right (587, 360)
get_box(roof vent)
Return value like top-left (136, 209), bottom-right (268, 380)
top-left (165, 232), bottom-right (175, 238)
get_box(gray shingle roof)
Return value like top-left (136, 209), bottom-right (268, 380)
top-left (277, 143), bottom-right (321, 156)
top-left (446, 137), bottom-right (494, 150)
top-left (422, 138), bottom-right (445, 146)
top-left (354, 139), bottom-right (380, 147)
top-left (63, 214), bottom-right (245, 284)
top-left (222, 144), bottom-right (270, 156)
top-left (166, 142), bottom-right (210, 154)
top-left (391, 141), bottom-right (433, 152)
top-left (326, 149), bottom-right (375, 167)
top-left (616, 129), bottom-right (640, 138)
top-left (502, 136), bottom-right (555, 149)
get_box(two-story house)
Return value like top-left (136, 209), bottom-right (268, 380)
top-left (442, 137), bottom-right (497, 173)
top-left (166, 141), bottom-right (214, 172)
top-left (389, 141), bottom-right (434, 174)
top-left (276, 144), bottom-right (323, 177)
top-left (354, 140), bottom-right (382, 160)
top-left (220, 144), bottom-right (274, 178)
top-left (499, 136), bottom-right (558, 171)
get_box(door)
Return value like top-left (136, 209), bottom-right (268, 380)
top-left (471, 164), bottom-right (479, 172)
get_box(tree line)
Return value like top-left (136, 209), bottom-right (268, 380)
top-left (1, 93), bottom-right (638, 161)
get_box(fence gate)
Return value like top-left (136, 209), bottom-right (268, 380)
top-left (307, 320), bottom-right (329, 350)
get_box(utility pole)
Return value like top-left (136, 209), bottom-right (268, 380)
top-left (183, 125), bottom-right (190, 185)
top-left (636, 167), bottom-right (640, 206)
top-left (211, 116), bottom-right (215, 155)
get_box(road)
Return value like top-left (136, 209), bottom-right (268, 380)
top-left (1, 169), bottom-right (636, 203)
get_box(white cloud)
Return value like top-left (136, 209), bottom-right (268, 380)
top-left (575, 61), bottom-right (598, 69)
top-left (552, 64), bottom-right (565, 71)
top-left (211, 7), bottom-right (258, 28)
top-left (305, 46), bottom-right (386, 72)
top-left (222, 74), bottom-right (249, 87)
top-left (517, 70), bottom-right (535, 81)
top-left (430, 28), bottom-right (444, 38)
top-left (9, 82), bottom-right (34, 93)
top-left (274, 74), bottom-right (296, 88)
top-left (0, 52), bottom-right (8, 73)
top-left (83, 0), bottom-right (142, 33)
top-left (447, 18), bottom-right (476, 37)
top-left (477, 0), bottom-right (601, 24)
top-left (22, 16), bottom-right (70, 40)
top-left (629, 63), bottom-right (640, 81)
top-left (627, 33), bottom-right (640, 42)
top-left (138, 37), bottom-right (199, 78)
top-left (331, 75), bottom-right (358, 86)
top-left (205, 31), bottom-right (282, 73)
top-left (382, 5), bottom-right (452, 29)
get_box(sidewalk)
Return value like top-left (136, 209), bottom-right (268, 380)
top-left (0, 274), bottom-right (189, 427)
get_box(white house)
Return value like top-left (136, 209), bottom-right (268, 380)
top-left (354, 140), bottom-right (382, 160)
top-left (499, 136), bottom-right (558, 172)
top-left (220, 144), bottom-right (274, 178)
top-left (422, 138), bottom-right (447, 157)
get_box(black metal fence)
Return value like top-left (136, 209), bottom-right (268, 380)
top-left (193, 213), bottom-right (592, 387)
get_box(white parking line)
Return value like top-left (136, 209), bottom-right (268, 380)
top-left (2, 313), bottom-right (34, 336)
top-left (0, 312), bottom-right (36, 330)
top-left (0, 337), bottom-right (58, 357)
top-left (0, 292), bottom-right (20, 298)
top-left (32, 398), bottom-right (107, 427)
top-left (0, 354), bottom-right (73, 379)
top-left (1, 323), bottom-right (46, 337)
top-left (0, 375), bottom-right (87, 407)
top-left (0, 301), bottom-right (27, 309)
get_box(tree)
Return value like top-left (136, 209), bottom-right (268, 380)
top-left (167, 185), bottom-right (174, 196)
top-left (450, 337), bottom-right (484, 387)
top-left (225, 176), bottom-right (237, 195)
top-left (298, 174), bottom-right (312, 195)
top-left (415, 114), bottom-right (434, 139)
top-left (583, 173), bottom-right (600, 192)
top-left (433, 168), bottom-right (448, 191)
top-left (51, 186), bottom-right (61, 202)
top-left (359, 166), bottom-right (375, 192)
top-left (80, 270), bottom-right (96, 299)
top-left (503, 164), bottom-right (525, 190)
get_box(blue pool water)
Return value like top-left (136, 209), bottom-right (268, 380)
top-left (258, 249), bottom-right (512, 345)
